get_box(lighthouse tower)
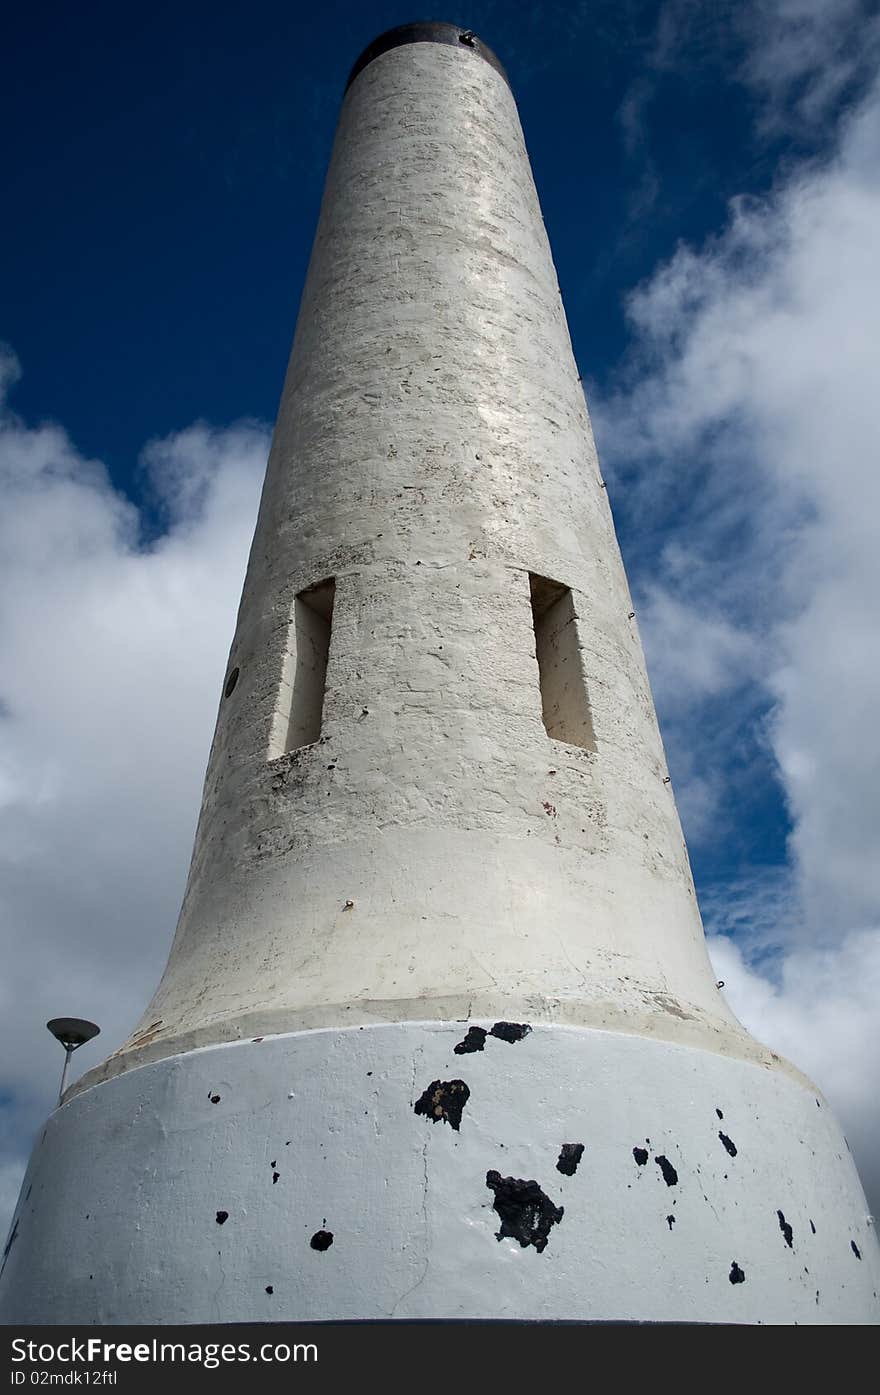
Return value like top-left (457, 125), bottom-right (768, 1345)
top-left (2, 22), bottom-right (877, 1325)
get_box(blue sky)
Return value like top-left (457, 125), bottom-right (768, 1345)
top-left (2, 0), bottom-right (880, 1225)
top-left (2, 1), bottom-right (807, 495)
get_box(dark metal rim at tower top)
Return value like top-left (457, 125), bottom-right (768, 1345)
top-left (345, 21), bottom-right (510, 93)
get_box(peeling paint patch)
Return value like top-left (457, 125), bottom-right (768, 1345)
top-left (729, 1261), bottom-right (746, 1284)
top-left (490, 1022), bottom-right (532, 1044)
top-left (632, 1147), bottom-right (649, 1166)
top-left (128, 1019), bottom-right (163, 1049)
top-left (311, 1230), bottom-right (334, 1251)
top-left (649, 992), bottom-right (694, 1021)
top-left (486, 1171), bottom-right (563, 1253)
top-left (719, 1132), bottom-right (737, 1157)
top-left (454, 1026), bottom-right (487, 1055)
top-left (654, 1155), bottom-right (678, 1186)
top-left (414, 1079), bottom-right (470, 1130)
top-left (777, 1211), bottom-right (794, 1248)
top-left (215, 1211), bottom-right (229, 1226)
top-left (556, 1143), bottom-right (584, 1176)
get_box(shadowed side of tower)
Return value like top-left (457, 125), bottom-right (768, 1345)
top-left (2, 22), bottom-right (877, 1324)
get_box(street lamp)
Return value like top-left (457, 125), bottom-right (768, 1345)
top-left (46, 1018), bottom-right (100, 1104)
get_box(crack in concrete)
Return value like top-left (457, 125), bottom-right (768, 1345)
top-left (212, 1244), bottom-right (228, 1322)
top-left (390, 1139), bottom-right (431, 1316)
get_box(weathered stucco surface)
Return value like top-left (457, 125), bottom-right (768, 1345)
top-left (83, 38), bottom-right (763, 1084)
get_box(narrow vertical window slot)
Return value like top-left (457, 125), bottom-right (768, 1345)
top-left (529, 573), bottom-right (595, 751)
top-left (281, 577), bottom-right (335, 753)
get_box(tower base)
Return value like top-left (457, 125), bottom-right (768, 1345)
top-left (2, 1022), bottom-right (877, 1324)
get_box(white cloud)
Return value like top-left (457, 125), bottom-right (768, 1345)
top-left (632, 588), bottom-right (766, 843)
top-left (636, 587), bottom-right (760, 713)
top-left (737, 0), bottom-right (880, 131)
top-left (0, 355), bottom-right (267, 1228)
top-left (596, 53), bottom-right (880, 1208)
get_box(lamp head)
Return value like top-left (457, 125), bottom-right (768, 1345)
top-left (46, 1018), bottom-right (100, 1052)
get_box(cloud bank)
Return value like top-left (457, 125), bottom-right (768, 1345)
top-left (0, 353), bottom-right (267, 1228)
top-left (596, 26), bottom-right (880, 1208)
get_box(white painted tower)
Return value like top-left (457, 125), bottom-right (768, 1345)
top-left (2, 22), bottom-right (877, 1325)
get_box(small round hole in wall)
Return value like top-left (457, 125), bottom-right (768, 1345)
top-left (224, 667), bottom-right (240, 699)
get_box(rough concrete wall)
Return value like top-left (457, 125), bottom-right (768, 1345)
top-left (5, 1025), bottom-right (878, 1323)
top-left (89, 41), bottom-right (762, 1082)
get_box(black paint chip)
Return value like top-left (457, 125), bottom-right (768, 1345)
top-left (454, 1026), bottom-right (487, 1055)
top-left (666, 1215), bottom-right (676, 1230)
top-left (556, 1143), bottom-right (585, 1176)
top-left (729, 1261), bottom-right (746, 1284)
top-left (311, 1230), bottom-right (334, 1251)
top-left (272, 1172), bottom-right (280, 1185)
top-left (715, 1108), bottom-right (724, 1120)
top-left (810, 1219), bottom-right (816, 1234)
top-left (851, 1240), bottom-right (862, 1260)
top-left (777, 1210), bottom-right (794, 1248)
top-left (486, 1171), bottom-right (563, 1253)
top-left (265, 1285), bottom-right (274, 1295)
top-left (489, 1022), bottom-right (532, 1044)
top-left (719, 1131), bottom-right (737, 1157)
top-left (414, 1079), bottom-right (470, 1131)
top-left (654, 1155), bottom-right (678, 1186)
top-left (209, 1094), bottom-right (221, 1104)
top-left (215, 1211), bottom-right (229, 1226)
top-left (632, 1147), bottom-right (649, 1166)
